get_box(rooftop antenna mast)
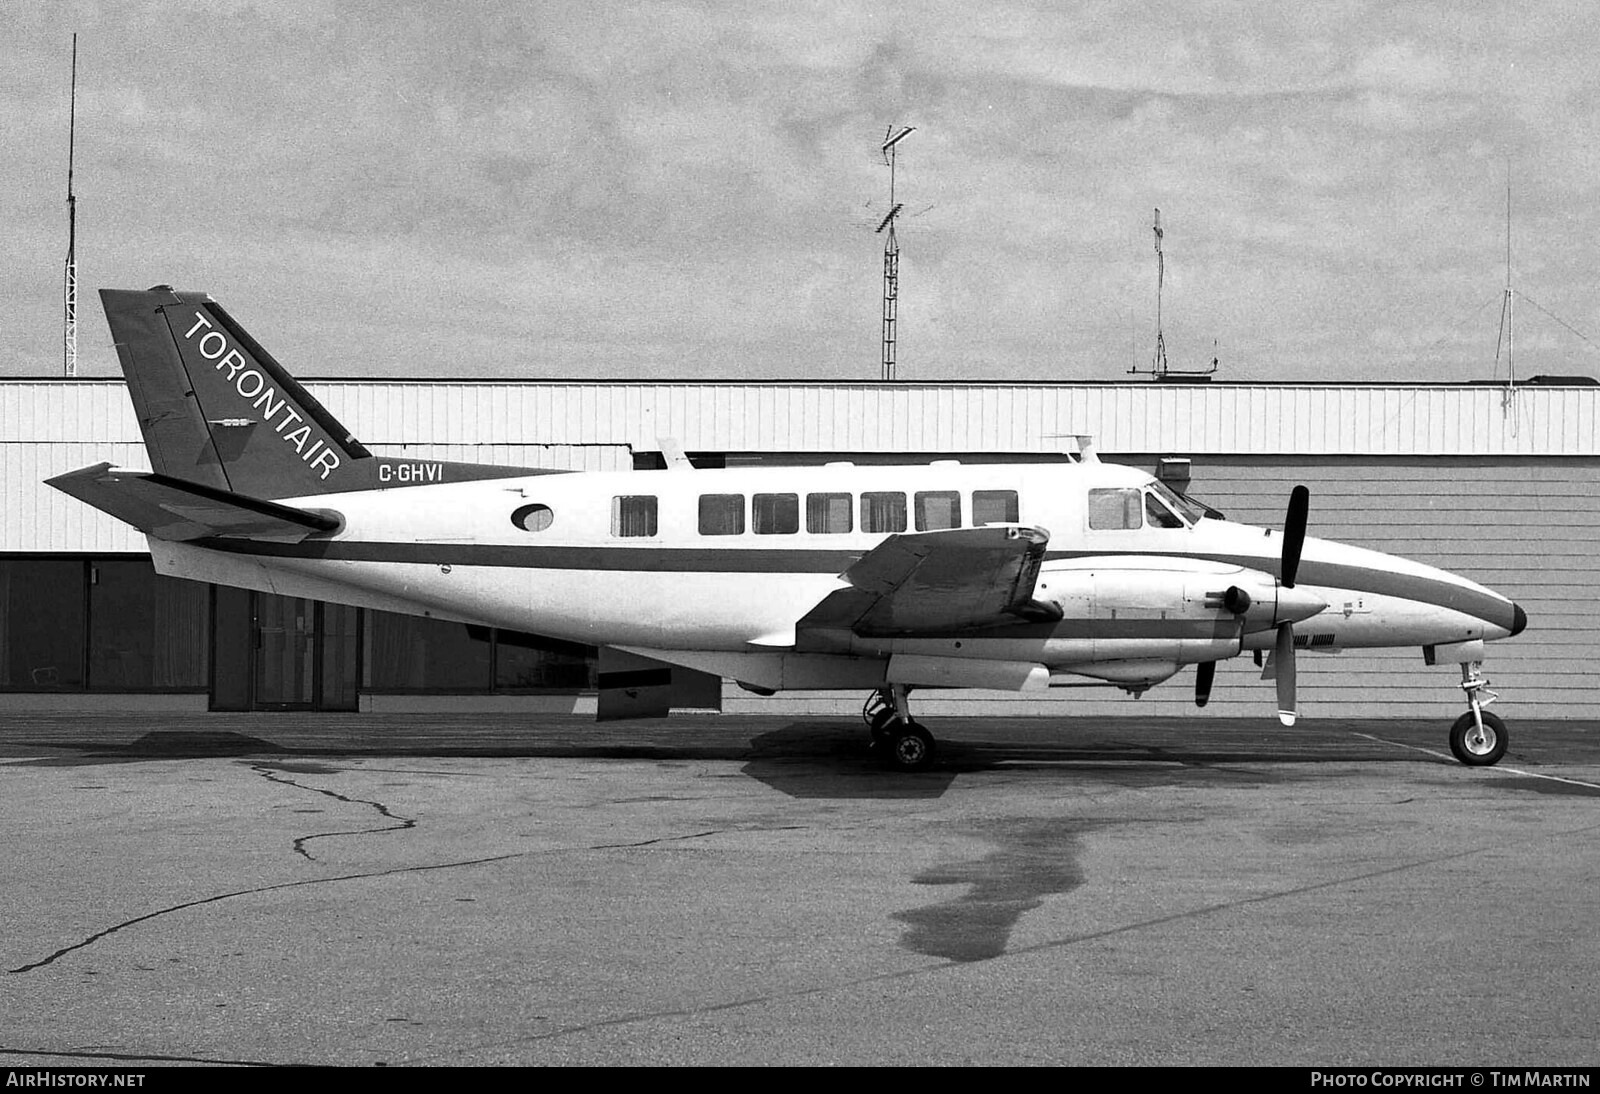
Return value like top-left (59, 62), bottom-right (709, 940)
top-left (1493, 162), bottom-right (1516, 396)
top-left (878, 125), bottom-right (914, 381)
top-left (64, 33), bottom-right (79, 378)
top-left (1129, 207), bottom-right (1217, 378)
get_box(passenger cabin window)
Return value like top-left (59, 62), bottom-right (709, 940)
top-left (698, 494), bottom-right (745, 536)
top-left (807, 492), bottom-right (852, 534)
top-left (612, 495), bottom-right (658, 537)
top-left (1087, 487), bottom-right (1142, 530)
top-left (1144, 491), bottom-right (1186, 529)
top-left (860, 492), bottom-right (907, 534)
top-left (753, 493), bottom-right (798, 535)
top-left (972, 490), bottom-right (1019, 525)
top-left (915, 491), bottom-right (961, 531)
top-left (511, 504), bottom-right (554, 532)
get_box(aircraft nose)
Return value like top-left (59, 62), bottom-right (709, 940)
top-left (1511, 602), bottom-right (1527, 637)
top-left (1276, 585), bottom-right (1328, 625)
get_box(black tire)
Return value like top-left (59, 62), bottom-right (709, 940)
top-left (885, 721), bottom-right (936, 772)
top-left (1449, 711), bottom-right (1508, 767)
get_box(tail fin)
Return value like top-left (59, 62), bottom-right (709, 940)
top-left (102, 287), bottom-right (370, 499)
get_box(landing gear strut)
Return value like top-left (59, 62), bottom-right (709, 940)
top-left (862, 686), bottom-right (937, 771)
top-left (1450, 661), bottom-right (1508, 767)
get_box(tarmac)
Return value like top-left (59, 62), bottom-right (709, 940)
top-left (1, 712), bottom-right (1597, 1067)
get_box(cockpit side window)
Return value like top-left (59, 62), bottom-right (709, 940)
top-left (1087, 488), bottom-right (1143, 530)
top-left (1144, 490), bottom-right (1186, 529)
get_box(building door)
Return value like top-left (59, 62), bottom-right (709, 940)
top-left (254, 594), bottom-right (315, 708)
top-left (211, 588), bottom-right (360, 711)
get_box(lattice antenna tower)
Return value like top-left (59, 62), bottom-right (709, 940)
top-left (64, 34), bottom-right (79, 378)
top-left (877, 125), bottom-right (914, 381)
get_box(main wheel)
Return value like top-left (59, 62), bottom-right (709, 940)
top-left (1449, 710), bottom-right (1508, 767)
top-left (884, 721), bottom-right (936, 772)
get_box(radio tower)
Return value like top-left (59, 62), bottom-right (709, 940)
top-left (64, 34), bottom-right (79, 378)
top-left (877, 125), bottom-right (914, 381)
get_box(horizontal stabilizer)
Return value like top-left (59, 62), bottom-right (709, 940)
top-left (46, 463), bottom-right (340, 543)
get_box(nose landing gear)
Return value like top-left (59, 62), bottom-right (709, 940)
top-left (1450, 661), bottom-right (1508, 766)
top-left (862, 686), bottom-right (936, 771)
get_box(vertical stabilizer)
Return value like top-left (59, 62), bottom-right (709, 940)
top-left (102, 287), bottom-right (370, 498)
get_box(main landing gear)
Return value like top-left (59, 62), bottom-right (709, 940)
top-left (863, 686), bottom-right (936, 771)
top-left (1450, 660), bottom-right (1508, 767)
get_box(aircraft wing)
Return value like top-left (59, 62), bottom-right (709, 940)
top-left (46, 463), bottom-right (340, 543)
top-left (797, 524), bottom-right (1058, 639)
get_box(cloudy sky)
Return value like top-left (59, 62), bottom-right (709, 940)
top-left (4, 1), bottom-right (1598, 383)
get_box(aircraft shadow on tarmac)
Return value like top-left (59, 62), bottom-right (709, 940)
top-left (6, 722), bottom-right (1458, 801)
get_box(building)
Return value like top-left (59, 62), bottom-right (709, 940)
top-left (1, 377), bottom-right (1593, 720)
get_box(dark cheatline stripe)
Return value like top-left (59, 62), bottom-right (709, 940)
top-left (190, 539), bottom-right (1517, 627)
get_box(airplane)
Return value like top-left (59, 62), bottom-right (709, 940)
top-left (49, 286), bottom-right (1528, 771)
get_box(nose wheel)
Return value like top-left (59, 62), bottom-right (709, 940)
top-left (1450, 661), bottom-right (1508, 767)
top-left (862, 687), bottom-right (938, 771)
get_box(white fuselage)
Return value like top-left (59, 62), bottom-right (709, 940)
top-left (148, 459), bottom-right (1522, 693)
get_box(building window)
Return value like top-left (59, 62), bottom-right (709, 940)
top-left (972, 489), bottom-right (1019, 525)
top-left (806, 493), bottom-right (852, 534)
top-left (698, 494), bottom-right (745, 536)
top-left (512, 504), bottom-right (554, 532)
top-left (860, 492), bottom-right (907, 534)
top-left (0, 560), bottom-right (85, 689)
top-left (88, 559), bottom-right (208, 689)
top-left (914, 491), bottom-right (961, 531)
top-left (611, 495), bottom-right (658, 537)
top-left (753, 493), bottom-right (799, 535)
top-left (1088, 488), bottom-right (1143, 530)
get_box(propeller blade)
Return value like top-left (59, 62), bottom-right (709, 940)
top-left (1275, 623), bottom-right (1298, 726)
top-left (1195, 660), bottom-right (1215, 708)
top-left (1281, 485), bottom-right (1309, 589)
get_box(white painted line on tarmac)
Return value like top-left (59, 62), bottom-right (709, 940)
top-left (1352, 731), bottom-right (1600, 791)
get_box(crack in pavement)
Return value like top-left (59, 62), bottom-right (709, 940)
top-left (249, 763), bottom-right (417, 861)
top-left (7, 853), bottom-right (524, 975)
top-left (8, 827), bottom-right (727, 977)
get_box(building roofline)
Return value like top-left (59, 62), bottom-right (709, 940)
top-left (3, 376), bottom-right (1595, 388)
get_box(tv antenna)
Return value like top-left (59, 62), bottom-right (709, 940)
top-left (64, 33), bottom-right (79, 378)
top-left (1493, 162), bottom-right (1516, 399)
top-left (1128, 207), bottom-right (1217, 378)
top-left (878, 125), bottom-right (913, 381)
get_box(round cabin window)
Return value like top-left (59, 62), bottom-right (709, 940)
top-left (512, 503), bottom-right (554, 532)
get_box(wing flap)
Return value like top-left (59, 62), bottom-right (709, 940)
top-left (46, 463), bottom-right (340, 543)
top-left (798, 524), bottom-right (1056, 639)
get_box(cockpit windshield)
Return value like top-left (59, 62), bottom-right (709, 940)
top-left (1148, 480), bottom-right (1216, 524)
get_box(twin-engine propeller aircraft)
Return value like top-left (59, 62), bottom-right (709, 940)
top-left (51, 287), bottom-right (1528, 770)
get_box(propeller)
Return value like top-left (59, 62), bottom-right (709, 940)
top-left (1194, 660), bottom-right (1215, 708)
top-left (1198, 486), bottom-right (1317, 716)
top-left (1274, 485), bottom-right (1311, 726)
